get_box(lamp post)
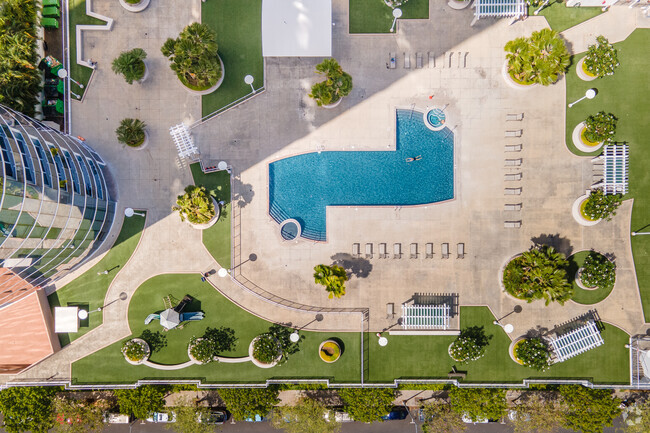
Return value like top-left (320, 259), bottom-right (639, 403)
top-left (124, 208), bottom-right (145, 217)
top-left (390, 8), bottom-right (402, 32)
top-left (534, 0), bottom-right (550, 15)
top-left (493, 321), bottom-right (514, 334)
top-left (568, 88), bottom-right (597, 108)
top-left (244, 75), bottom-right (255, 93)
top-left (78, 292), bottom-right (127, 318)
top-left (632, 231), bottom-right (650, 236)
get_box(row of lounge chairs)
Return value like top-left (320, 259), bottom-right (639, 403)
top-left (352, 243), bottom-right (466, 259)
top-left (388, 52), bottom-right (470, 69)
top-left (505, 116), bottom-right (523, 229)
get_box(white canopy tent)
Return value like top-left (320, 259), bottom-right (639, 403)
top-left (262, 0), bottom-right (332, 57)
top-left (54, 306), bottom-right (79, 333)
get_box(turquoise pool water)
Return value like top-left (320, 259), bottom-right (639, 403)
top-left (269, 109), bottom-right (454, 241)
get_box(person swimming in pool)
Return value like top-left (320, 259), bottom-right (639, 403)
top-left (406, 155), bottom-right (423, 162)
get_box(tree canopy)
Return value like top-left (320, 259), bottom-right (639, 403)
top-left (168, 398), bottom-right (214, 433)
top-left (420, 401), bottom-right (466, 433)
top-left (309, 58), bottom-right (353, 106)
top-left (217, 387), bottom-right (280, 421)
top-left (313, 264), bottom-right (348, 298)
top-left (558, 385), bottom-right (621, 433)
top-left (505, 28), bottom-right (570, 86)
top-left (270, 397), bottom-right (340, 433)
top-left (115, 385), bottom-right (166, 420)
top-left (0, 386), bottom-right (56, 433)
top-left (449, 387), bottom-right (507, 422)
top-left (51, 396), bottom-right (106, 433)
top-left (337, 388), bottom-right (395, 423)
top-left (172, 185), bottom-right (216, 224)
top-left (509, 392), bottom-right (563, 433)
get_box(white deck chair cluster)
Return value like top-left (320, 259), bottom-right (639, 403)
top-left (548, 320), bottom-right (604, 362)
top-left (401, 304), bottom-right (451, 330)
top-left (358, 243), bottom-right (465, 259)
top-left (504, 115), bottom-right (523, 228)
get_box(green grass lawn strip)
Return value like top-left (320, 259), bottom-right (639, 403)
top-left (349, 0), bottom-right (429, 34)
top-left (368, 306), bottom-right (629, 384)
top-left (48, 213), bottom-right (146, 346)
top-left (71, 274), bottom-right (360, 384)
top-left (201, 0), bottom-right (264, 117)
top-left (530, 1), bottom-right (602, 33)
top-left (68, 0), bottom-right (106, 95)
top-left (564, 30), bottom-right (650, 319)
top-left (190, 163), bottom-right (231, 269)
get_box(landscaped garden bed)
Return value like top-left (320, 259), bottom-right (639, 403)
top-left (566, 251), bottom-right (616, 305)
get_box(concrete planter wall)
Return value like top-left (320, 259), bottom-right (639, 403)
top-left (129, 130), bottom-right (149, 151)
top-left (119, 0), bottom-right (150, 13)
top-left (502, 60), bottom-right (538, 90)
top-left (180, 55), bottom-right (225, 96)
top-left (122, 338), bottom-right (150, 365)
top-left (572, 122), bottom-right (604, 153)
top-left (576, 57), bottom-right (598, 82)
top-left (249, 336), bottom-right (282, 368)
top-left (448, 0), bottom-right (472, 10)
top-left (186, 197), bottom-right (220, 230)
top-left (572, 194), bottom-right (601, 226)
top-left (137, 60), bottom-right (149, 84)
top-left (321, 97), bottom-right (343, 109)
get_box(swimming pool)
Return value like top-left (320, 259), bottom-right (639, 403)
top-left (269, 109), bottom-right (454, 241)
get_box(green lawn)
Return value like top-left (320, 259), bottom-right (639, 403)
top-left (530, 0), bottom-right (602, 33)
top-left (201, 0), bottom-right (264, 117)
top-left (68, 0), bottom-right (106, 96)
top-left (564, 30), bottom-right (650, 319)
top-left (369, 306), bottom-right (629, 384)
top-left (71, 274), bottom-right (361, 384)
top-left (566, 251), bottom-right (614, 305)
top-left (48, 213), bottom-right (146, 347)
top-left (190, 163), bottom-right (231, 269)
top-left (349, 0), bottom-right (429, 34)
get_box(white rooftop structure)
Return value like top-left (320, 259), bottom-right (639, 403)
top-left (472, 0), bottom-right (527, 25)
top-left (262, 0), bottom-right (332, 57)
top-left (599, 144), bottom-right (629, 195)
top-left (549, 320), bottom-right (604, 362)
top-left (169, 123), bottom-right (199, 160)
top-left (54, 306), bottom-right (79, 333)
top-left (401, 304), bottom-right (450, 330)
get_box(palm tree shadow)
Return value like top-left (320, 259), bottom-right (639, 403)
top-left (330, 253), bottom-right (372, 279)
top-left (531, 233), bottom-right (573, 256)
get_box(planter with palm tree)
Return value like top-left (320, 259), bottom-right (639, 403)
top-left (577, 36), bottom-right (619, 81)
top-left (504, 28), bottom-right (570, 88)
top-left (116, 118), bottom-right (148, 150)
top-left (313, 264), bottom-right (348, 298)
top-left (309, 59), bottom-right (353, 108)
top-left (112, 49), bottom-right (148, 84)
top-left (172, 185), bottom-right (220, 229)
top-left (501, 245), bottom-right (573, 305)
top-left (119, 0), bottom-right (150, 13)
top-left (161, 23), bottom-right (224, 95)
top-left (572, 193), bottom-right (602, 226)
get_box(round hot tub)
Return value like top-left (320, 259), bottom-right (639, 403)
top-left (424, 108), bottom-right (446, 131)
top-left (280, 219), bottom-right (301, 241)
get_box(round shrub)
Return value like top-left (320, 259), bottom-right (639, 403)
top-left (111, 48), bottom-right (147, 84)
top-left (189, 337), bottom-right (217, 364)
top-left (514, 338), bottom-right (551, 371)
top-left (583, 189), bottom-right (623, 221)
top-left (449, 337), bottom-right (485, 363)
top-left (253, 334), bottom-right (281, 364)
top-left (584, 35), bottom-right (619, 78)
top-left (116, 118), bottom-right (146, 147)
top-left (172, 185), bottom-right (215, 224)
top-left (584, 111), bottom-right (617, 143)
top-left (122, 339), bottom-right (146, 362)
top-left (580, 252), bottom-right (616, 290)
top-left (309, 58), bottom-right (353, 107)
top-left (502, 246), bottom-right (572, 305)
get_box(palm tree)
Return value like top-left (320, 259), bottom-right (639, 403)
top-left (161, 22), bottom-right (221, 89)
top-left (172, 185), bottom-right (215, 224)
top-left (309, 58), bottom-right (353, 106)
top-left (111, 48), bottom-right (147, 84)
top-left (115, 118), bottom-right (146, 147)
top-left (313, 264), bottom-right (348, 298)
top-left (504, 29), bottom-right (569, 86)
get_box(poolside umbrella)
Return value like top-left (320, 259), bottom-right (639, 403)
top-left (159, 308), bottom-right (180, 330)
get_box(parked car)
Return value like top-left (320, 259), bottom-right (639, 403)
top-left (103, 413), bottom-right (130, 424)
top-left (243, 413), bottom-right (266, 422)
top-left (199, 410), bottom-right (229, 425)
top-left (146, 412), bottom-right (176, 423)
top-left (322, 409), bottom-right (353, 423)
top-left (381, 407), bottom-right (409, 421)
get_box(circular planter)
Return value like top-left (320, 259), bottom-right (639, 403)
top-left (319, 340), bottom-right (341, 363)
top-left (179, 55), bottom-right (225, 96)
top-left (502, 60), bottom-right (538, 90)
top-left (187, 338), bottom-right (212, 365)
top-left (122, 338), bottom-right (150, 365)
top-left (572, 122), bottom-right (604, 153)
top-left (448, 0), bottom-right (472, 10)
top-left (127, 130), bottom-right (149, 151)
top-left (498, 253), bottom-right (531, 303)
top-left (321, 97), bottom-right (343, 109)
top-left (137, 60), bottom-right (149, 84)
top-left (567, 251), bottom-right (616, 305)
top-left (572, 194), bottom-right (602, 226)
top-left (509, 337), bottom-right (526, 365)
top-left (576, 57), bottom-right (598, 82)
top-left (575, 268), bottom-right (598, 290)
top-left (119, 0), bottom-right (150, 13)
top-left (249, 336), bottom-right (282, 369)
top-left (186, 197), bottom-right (221, 230)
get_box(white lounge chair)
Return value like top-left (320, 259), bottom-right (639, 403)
top-left (404, 53), bottom-right (410, 69)
top-left (410, 243), bottom-right (418, 259)
top-left (505, 187), bottom-right (522, 195)
top-left (504, 203), bottom-right (522, 211)
top-left (457, 243), bottom-right (465, 259)
top-left (441, 243), bottom-right (450, 259)
top-left (416, 53), bottom-right (423, 69)
top-left (352, 243), bottom-right (360, 257)
top-left (505, 144), bottom-right (522, 152)
top-left (379, 243), bottom-right (387, 258)
top-left (386, 303), bottom-right (395, 319)
top-left (505, 173), bottom-right (522, 181)
top-left (428, 52), bottom-right (435, 68)
top-left (505, 130), bottom-right (523, 137)
top-left (365, 243), bottom-right (373, 259)
top-left (393, 243), bottom-right (402, 259)
top-left (504, 221), bottom-right (522, 228)
top-left (505, 159), bottom-right (522, 166)
top-left (506, 113), bottom-right (524, 121)
top-left (426, 243), bottom-right (434, 258)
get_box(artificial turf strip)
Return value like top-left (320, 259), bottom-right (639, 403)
top-left (72, 281), bottom-right (628, 385)
top-left (67, 0), bottom-right (106, 96)
top-left (368, 306), bottom-right (629, 384)
top-left (529, 1), bottom-right (602, 33)
top-left (190, 163), bottom-right (231, 269)
top-left (201, 0), bottom-right (264, 117)
top-left (563, 30), bottom-right (650, 319)
top-left (47, 213), bottom-right (146, 347)
top-left (349, 0), bottom-right (429, 34)
top-left (71, 274), bottom-right (362, 384)
top-left (566, 251), bottom-right (614, 305)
